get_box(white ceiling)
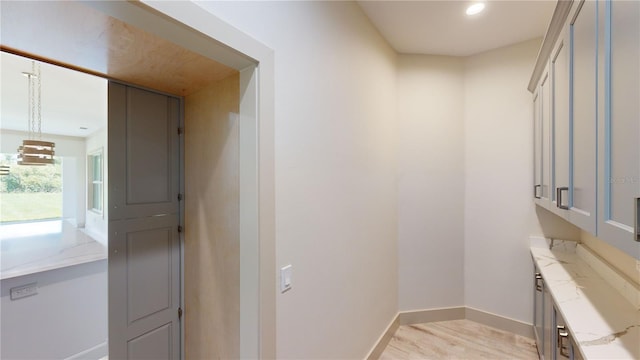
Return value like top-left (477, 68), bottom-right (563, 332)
top-left (358, 0), bottom-right (556, 56)
top-left (0, 52), bottom-right (107, 138)
top-left (0, 2), bottom-right (554, 138)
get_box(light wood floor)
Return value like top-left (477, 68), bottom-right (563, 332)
top-left (380, 319), bottom-right (539, 360)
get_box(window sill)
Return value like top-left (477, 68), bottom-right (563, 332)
top-left (89, 209), bottom-right (103, 217)
top-left (0, 220), bottom-right (107, 280)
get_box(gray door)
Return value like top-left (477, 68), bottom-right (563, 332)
top-left (108, 82), bottom-right (181, 359)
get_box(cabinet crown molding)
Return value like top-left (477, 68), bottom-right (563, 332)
top-left (528, 0), bottom-right (574, 93)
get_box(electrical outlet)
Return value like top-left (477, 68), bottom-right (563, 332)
top-left (10, 283), bottom-right (38, 300)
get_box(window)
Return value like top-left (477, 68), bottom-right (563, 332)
top-left (88, 150), bottom-right (103, 214)
top-left (0, 153), bottom-right (63, 223)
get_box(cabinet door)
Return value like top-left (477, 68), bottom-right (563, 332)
top-left (569, 0), bottom-right (597, 234)
top-left (533, 268), bottom-right (544, 358)
top-left (552, 29), bottom-right (571, 214)
top-left (553, 305), bottom-right (571, 360)
top-left (534, 91), bottom-right (543, 201)
top-left (571, 339), bottom-right (585, 360)
top-left (598, 0), bottom-right (640, 258)
top-left (543, 280), bottom-right (553, 360)
top-left (108, 83), bottom-right (182, 359)
top-left (541, 69), bottom-right (552, 206)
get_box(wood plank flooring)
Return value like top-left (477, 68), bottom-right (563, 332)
top-left (379, 319), bottom-right (539, 360)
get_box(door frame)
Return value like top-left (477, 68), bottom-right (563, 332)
top-left (82, 1), bottom-right (276, 358)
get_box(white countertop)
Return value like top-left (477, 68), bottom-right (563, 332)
top-left (0, 220), bottom-right (107, 280)
top-left (531, 240), bottom-right (640, 359)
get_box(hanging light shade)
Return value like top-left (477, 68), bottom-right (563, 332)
top-left (17, 61), bottom-right (55, 165)
top-left (18, 140), bottom-right (55, 165)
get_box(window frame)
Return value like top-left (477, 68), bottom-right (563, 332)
top-left (87, 148), bottom-right (103, 216)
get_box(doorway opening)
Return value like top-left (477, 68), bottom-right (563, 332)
top-left (0, 51), bottom-right (109, 359)
top-left (1, 1), bottom-right (274, 359)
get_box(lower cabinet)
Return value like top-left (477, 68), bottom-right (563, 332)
top-left (533, 265), bottom-right (552, 360)
top-left (534, 265), bottom-right (584, 360)
top-left (533, 268), bottom-right (543, 357)
top-left (570, 337), bottom-right (584, 360)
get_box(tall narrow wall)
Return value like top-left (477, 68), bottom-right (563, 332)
top-left (184, 73), bottom-right (240, 359)
top-left (196, 2), bottom-right (399, 358)
top-left (463, 39), bottom-right (542, 323)
top-left (397, 55), bottom-right (465, 311)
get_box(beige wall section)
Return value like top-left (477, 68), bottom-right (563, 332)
top-left (397, 55), bottom-right (465, 311)
top-left (463, 39), bottom-right (544, 324)
top-left (184, 73), bottom-right (240, 359)
top-left (196, 2), bottom-right (399, 358)
top-left (581, 231), bottom-right (640, 285)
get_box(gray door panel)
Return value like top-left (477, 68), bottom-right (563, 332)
top-left (109, 83), bottom-right (180, 220)
top-left (109, 82), bottom-right (181, 360)
top-left (127, 323), bottom-right (174, 360)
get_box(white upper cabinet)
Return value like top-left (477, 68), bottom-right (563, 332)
top-left (568, 0), bottom-right (597, 234)
top-left (597, 0), bottom-right (640, 257)
top-left (529, 0), bottom-right (639, 259)
top-left (541, 69), bottom-right (552, 206)
top-left (533, 68), bottom-right (553, 209)
top-left (551, 27), bottom-right (570, 213)
top-left (533, 89), bottom-right (543, 201)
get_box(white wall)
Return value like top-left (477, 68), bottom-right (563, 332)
top-left (195, 2), bottom-right (398, 358)
top-left (397, 55), bottom-right (465, 311)
top-left (85, 128), bottom-right (108, 245)
top-left (61, 157), bottom-right (79, 226)
top-left (463, 39), bottom-right (542, 323)
top-left (0, 260), bottom-right (107, 359)
top-left (0, 130), bottom-right (85, 158)
top-left (395, 41), bottom-right (559, 323)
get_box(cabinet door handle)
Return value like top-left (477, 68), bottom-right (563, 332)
top-left (556, 187), bottom-right (569, 210)
top-left (557, 325), bottom-right (570, 358)
top-left (535, 273), bottom-right (543, 292)
top-left (635, 197), bottom-right (639, 242)
top-left (534, 184), bottom-right (542, 199)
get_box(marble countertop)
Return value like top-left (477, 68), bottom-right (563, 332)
top-left (1, 220), bottom-right (107, 280)
top-left (531, 240), bottom-right (640, 359)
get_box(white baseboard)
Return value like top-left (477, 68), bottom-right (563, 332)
top-left (64, 341), bottom-right (107, 360)
top-left (365, 314), bottom-right (399, 360)
top-left (367, 306), bottom-right (534, 359)
top-left (398, 306), bottom-right (465, 325)
top-left (397, 306), bottom-right (532, 339)
top-left (464, 307), bottom-right (534, 339)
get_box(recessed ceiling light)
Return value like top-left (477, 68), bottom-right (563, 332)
top-left (466, 2), bottom-right (485, 16)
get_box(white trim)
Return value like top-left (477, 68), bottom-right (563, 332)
top-left (87, 148), bottom-right (104, 216)
top-left (365, 314), bottom-right (399, 360)
top-left (239, 65), bottom-right (260, 359)
top-left (528, 0), bottom-right (575, 92)
top-left (464, 307), bottom-right (534, 339)
top-left (93, 2), bottom-right (277, 358)
top-left (398, 306), bottom-right (465, 326)
top-left (368, 307), bottom-right (535, 358)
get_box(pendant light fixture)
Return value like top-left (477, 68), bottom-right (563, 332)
top-left (17, 61), bottom-right (55, 166)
